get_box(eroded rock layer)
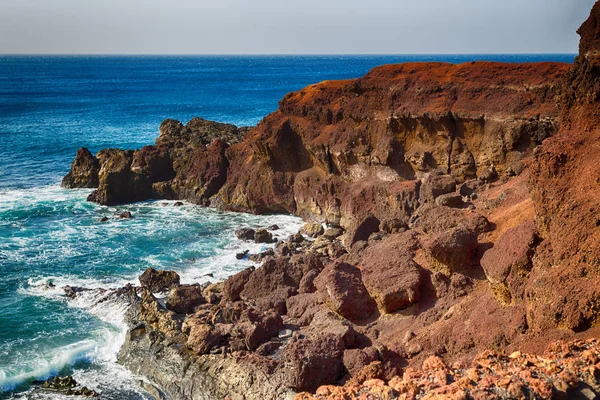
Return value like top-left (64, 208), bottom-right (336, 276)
top-left (59, 2), bottom-right (600, 399)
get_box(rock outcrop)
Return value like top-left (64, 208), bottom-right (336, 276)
top-left (59, 3), bottom-right (600, 400)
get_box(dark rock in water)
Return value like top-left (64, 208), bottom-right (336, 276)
top-left (174, 201), bottom-right (184, 207)
top-left (86, 149), bottom-right (154, 206)
top-left (138, 268), bottom-right (180, 293)
top-left (99, 216), bottom-right (109, 222)
top-left (63, 285), bottom-right (91, 299)
top-left (248, 248), bottom-right (275, 262)
top-left (268, 224), bottom-right (280, 231)
top-left (119, 211), bottom-right (133, 219)
top-left (40, 375), bottom-right (98, 397)
top-left (166, 284), bottom-right (206, 314)
top-left (236, 250), bottom-right (249, 260)
top-left (61, 148), bottom-right (100, 189)
top-left (235, 228), bottom-right (256, 241)
top-left (254, 228), bottom-right (274, 244)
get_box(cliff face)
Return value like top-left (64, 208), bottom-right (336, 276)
top-left (527, 1), bottom-right (600, 333)
top-left (64, 61), bottom-right (568, 239)
top-left (59, 3), bottom-right (600, 399)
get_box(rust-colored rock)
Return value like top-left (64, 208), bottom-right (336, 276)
top-left (314, 262), bottom-right (377, 321)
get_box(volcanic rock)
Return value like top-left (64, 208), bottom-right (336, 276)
top-left (314, 262), bottom-right (377, 321)
top-left (166, 284), bottom-right (206, 314)
top-left (61, 148), bottom-right (100, 189)
top-left (138, 268), bottom-right (180, 293)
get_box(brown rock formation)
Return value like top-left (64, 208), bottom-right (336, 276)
top-left (63, 3), bottom-right (600, 400)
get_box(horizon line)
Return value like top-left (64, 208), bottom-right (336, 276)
top-left (0, 52), bottom-right (579, 57)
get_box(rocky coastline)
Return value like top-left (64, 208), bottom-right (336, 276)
top-left (60, 2), bottom-right (600, 399)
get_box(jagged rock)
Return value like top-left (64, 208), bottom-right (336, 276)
top-left (419, 172), bottom-right (456, 204)
top-left (202, 282), bottom-right (224, 304)
top-left (300, 222), bottom-right (324, 238)
top-left (286, 293), bottom-right (323, 326)
top-left (63, 285), bottom-right (91, 299)
top-left (61, 148), bottom-right (100, 189)
top-left (138, 289), bottom-right (181, 336)
top-left (235, 250), bottom-right (249, 260)
top-left (166, 284), bottom-right (206, 314)
top-left (232, 308), bottom-right (283, 351)
top-left (254, 228), bottom-right (274, 244)
top-left (280, 333), bottom-right (346, 392)
top-left (138, 268), bottom-right (180, 293)
top-left (235, 228), bottom-right (256, 241)
top-left (314, 262), bottom-right (376, 321)
top-left (240, 257), bottom-right (300, 303)
top-left (350, 216), bottom-right (381, 245)
top-left (119, 211), bottom-right (132, 219)
top-left (99, 216), bottom-right (109, 222)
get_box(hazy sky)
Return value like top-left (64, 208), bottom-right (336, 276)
top-left (0, 0), bottom-right (595, 54)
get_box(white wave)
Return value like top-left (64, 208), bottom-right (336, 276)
top-left (0, 340), bottom-right (96, 392)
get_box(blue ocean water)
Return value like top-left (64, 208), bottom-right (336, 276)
top-left (0, 54), bottom-right (575, 398)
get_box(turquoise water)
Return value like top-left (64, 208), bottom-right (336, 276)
top-left (0, 55), bottom-right (575, 398)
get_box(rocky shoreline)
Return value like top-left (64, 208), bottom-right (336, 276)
top-left (59, 2), bottom-right (600, 399)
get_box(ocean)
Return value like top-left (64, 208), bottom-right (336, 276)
top-left (0, 54), bottom-right (576, 399)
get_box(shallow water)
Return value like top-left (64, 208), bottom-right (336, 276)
top-left (0, 54), bottom-right (575, 398)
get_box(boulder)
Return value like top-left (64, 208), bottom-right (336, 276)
top-left (422, 227), bottom-right (479, 275)
top-left (362, 254), bottom-right (422, 314)
top-left (314, 262), bottom-right (377, 321)
top-left (419, 172), bottom-right (456, 204)
top-left (416, 204), bottom-right (491, 235)
top-left (186, 320), bottom-right (229, 355)
top-left (119, 211), bottom-right (132, 219)
top-left (254, 228), bottom-right (274, 244)
top-left (235, 228), bottom-right (256, 241)
top-left (435, 192), bottom-right (464, 208)
top-left (240, 257), bottom-right (301, 302)
top-left (232, 308), bottom-right (283, 351)
top-left (307, 309), bottom-right (355, 348)
top-left (280, 333), bottom-right (346, 392)
top-left (343, 347), bottom-right (380, 377)
top-left (202, 282), bottom-right (224, 304)
top-left (286, 293), bottom-right (323, 325)
top-left (300, 222), bottom-right (325, 238)
top-left (235, 250), bottom-right (249, 260)
top-left (481, 220), bottom-right (537, 304)
top-left (61, 148), bottom-right (100, 189)
top-left (223, 267), bottom-right (255, 302)
top-left (166, 284), bottom-right (206, 314)
top-left (138, 268), bottom-right (180, 293)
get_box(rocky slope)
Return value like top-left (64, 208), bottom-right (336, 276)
top-left (59, 2), bottom-right (600, 399)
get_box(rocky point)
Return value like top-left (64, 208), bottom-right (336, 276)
top-left (59, 2), bottom-right (600, 399)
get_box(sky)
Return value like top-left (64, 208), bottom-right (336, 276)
top-left (0, 0), bottom-right (596, 55)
